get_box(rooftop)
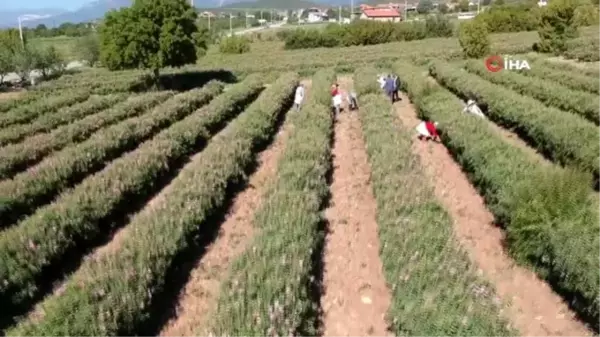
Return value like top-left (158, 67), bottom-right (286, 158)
top-left (362, 8), bottom-right (401, 17)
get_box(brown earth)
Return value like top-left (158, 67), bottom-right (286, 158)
top-left (393, 92), bottom-right (592, 336)
top-left (158, 80), bottom-right (308, 336)
top-left (320, 76), bottom-right (393, 337)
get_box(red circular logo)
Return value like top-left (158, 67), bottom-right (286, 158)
top-left (485, 55), bottom-right (504, 72)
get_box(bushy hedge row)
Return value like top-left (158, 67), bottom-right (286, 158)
top-left (0, 94), bottom-right (127, 147)
top-left (283, 16), bottom-right (453, 50)
top-left (518, 57), bottom-right (600, 94)
top-left (430, 61), bottom-right (599, 185)
top-left (0, 91), bottom-right (173, 180)
top-left (0, 90), bottom-right (91, 128)
top-left (463, 60), bottom-right (599, 124)
top-left (0, 83), bottom-right (223, 227)
top-left (526, 53), bottom-right (599, 78)
top-left (0, 76), bottom-right (267, 329)
top-left (563, 36), bottom-right (600, 62)
top-left (397, 62), bottom-right (599, 330)
top-left (474, 3), bottom-right (540, 33)
top-left (353, 66), bottom-right (381, 96)
top-left (209, 69), bottom-right (335, 336)
top-left (6, 73), bottom-right (295, 336)
top-left (354, 70), bottom-right (512, 335)
top-left (219, 35), bottom-right (251, 54)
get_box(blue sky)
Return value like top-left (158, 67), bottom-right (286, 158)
top-left (1, 0), bottom-right (87, 11)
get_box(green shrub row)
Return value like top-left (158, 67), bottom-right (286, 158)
top-left (463, 60), bottom-right (599, 124)
top-left (429, 61), bottom-right (599, 184)
top-left (524, 53), bottom-right (600, 78)
top-left (563, 36), bottom-right (600, 62)
top-left (0, 90), bottom-right (91, 128)
top-left (353, 66), bottom-right (381, 96)
top-left (0, 83), bottom-right (223, 227)
top-left (0, 94), bottom-right (127, 147)
top-left (0, 92), bottom-right (52, 113)
top-left (354, 85), bottom-right (512, 335)
top-left (517, 57), bottom-right (600, 94)
top-left (397, 62), bottom-right (600, 330)
top-left (209, 69), bottom-right (335, 336)
top-left (0, 76), bottom-right (267, 327)
top-left (0, 91), bottom-right (173, 180)
top-left (283, 17), bottom-right (453, 50)
top-left (6, 73), bottom-right (295, 336)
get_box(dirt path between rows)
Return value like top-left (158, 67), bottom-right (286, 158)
top-left (158, 80), bottom-right (308, 336)
top-left (319, 76), bottom-right (392, 336)
top-left (393, 92), bottom-right (592, 336)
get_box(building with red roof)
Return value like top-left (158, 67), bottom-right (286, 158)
top-left (360, 7), bottom-right (402, 22)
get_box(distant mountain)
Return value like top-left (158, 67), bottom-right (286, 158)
top-left (0, 0), bottom-right (355, 28)
top-left (221, 0), bottom-right (321, 9)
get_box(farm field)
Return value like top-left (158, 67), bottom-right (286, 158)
top-left (0, 26), bottom-right (598, 336)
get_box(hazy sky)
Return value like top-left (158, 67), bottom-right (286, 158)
top-left (1, 0), bottom-right (88, 11)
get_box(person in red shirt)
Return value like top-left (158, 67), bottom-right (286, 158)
top-left (416, 120), bottom-right (440, 142)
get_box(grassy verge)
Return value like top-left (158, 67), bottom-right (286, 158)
top-left (463, 60), bottom-right (599, 124)
top-left (0, 91), bottom-right (173, 179)
top-left (354, 83), bottom-right (512, 335)
top-left (0, 94), bottom-right (127, 147)
top-left (0, 83), bottom-right (222, 227)
top-left (208, 69), bottom-right (335, 336)
top-left (6, 72), bottom-right (296, 336)
top-left (397, 62), bottom-right (600, 331)
top-left (0, 90), bottom-right (92, 129)
top-left (0, 76), bottom-right (264, 327)
top-left (353, 66), bottom-right (380, 96)
top-left (429, 61), bottom-right (599, 186)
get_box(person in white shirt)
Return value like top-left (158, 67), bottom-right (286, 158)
top-left (347, 90), bottom-right (358, 111)
top-left (293, 84), bottom-right (305, 111)
top-left (378, 75), bottom-right (386, 89)
top-left (462, 98), bottom-right (485, 118)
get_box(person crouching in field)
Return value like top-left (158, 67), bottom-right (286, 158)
top-left (416, 120), bottom-right (440, 142)
top-left (294, 83), bottom-right (305, 112)
top-left (331, 83), bottom-right (342, 115)
top-left (347, 90), bottom-right (358, 111)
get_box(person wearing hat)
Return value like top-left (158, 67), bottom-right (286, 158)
top-left (416, 120), bottom-right (440, 142)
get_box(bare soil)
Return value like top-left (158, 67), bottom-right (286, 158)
top-left (320, 76), bottom-right (392, 336)
top-left (158, 80), bottom-right (308, 336)
top-left (393, 92), bottom-right (592, 336)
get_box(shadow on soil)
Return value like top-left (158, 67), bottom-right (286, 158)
top-left (0, 81), bottom-right (258, 334)
top-left (132, 70), bottom-right (238, 93)
top-left (138, 96), bottom-right (294, 336)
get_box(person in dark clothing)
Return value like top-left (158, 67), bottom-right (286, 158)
top-left (392, 75), bottom-right (401, 101)
top-left (383, 75), bottom-right (395, 103)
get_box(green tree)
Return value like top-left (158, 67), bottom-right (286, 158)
top-left (0, 48), bottom-right (14, 84)
top-left (438, 3), bottom-right (449, 13)
top-left (458, 18), bottom-right (491, 58)
top-left (76, 34), bottom-right (101, 67)
top-left (99, 0), bottom-right (198, 83)
top-left (458, 0), bottom-right (470, 11)
top-left (536, 0), bottom-right (579, 53)
top-left (495, 0), bottom-right (505, 5)
top-left (33, 45), bottom-right (63, 79)
top-left (417, 0), bottom-right (434, 14)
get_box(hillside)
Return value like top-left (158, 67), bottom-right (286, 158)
top-left (222, 0), bottom-right (322, 9)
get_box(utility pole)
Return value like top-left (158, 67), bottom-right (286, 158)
top-left (350, 0), bottom-right (354, 20)
top-left (404, 0), bottom-right (408, 21)
top-left (18, 16), bottom-right (24, 47)
top-left (229, 14), bottom-right (233, 36)
top-left (477, 0), bottom-right (481, 14)
top-left (245, 10), bottom-right (248, 28)
top-left (338, 5), bottom-right (342, 24)
top-left (208, 14), bottom-right (211, 29)
top-left (190, 0), bottom-right (194, 8)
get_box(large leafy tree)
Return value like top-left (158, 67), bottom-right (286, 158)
top-left (99, 0), bottom-right (198, 81)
